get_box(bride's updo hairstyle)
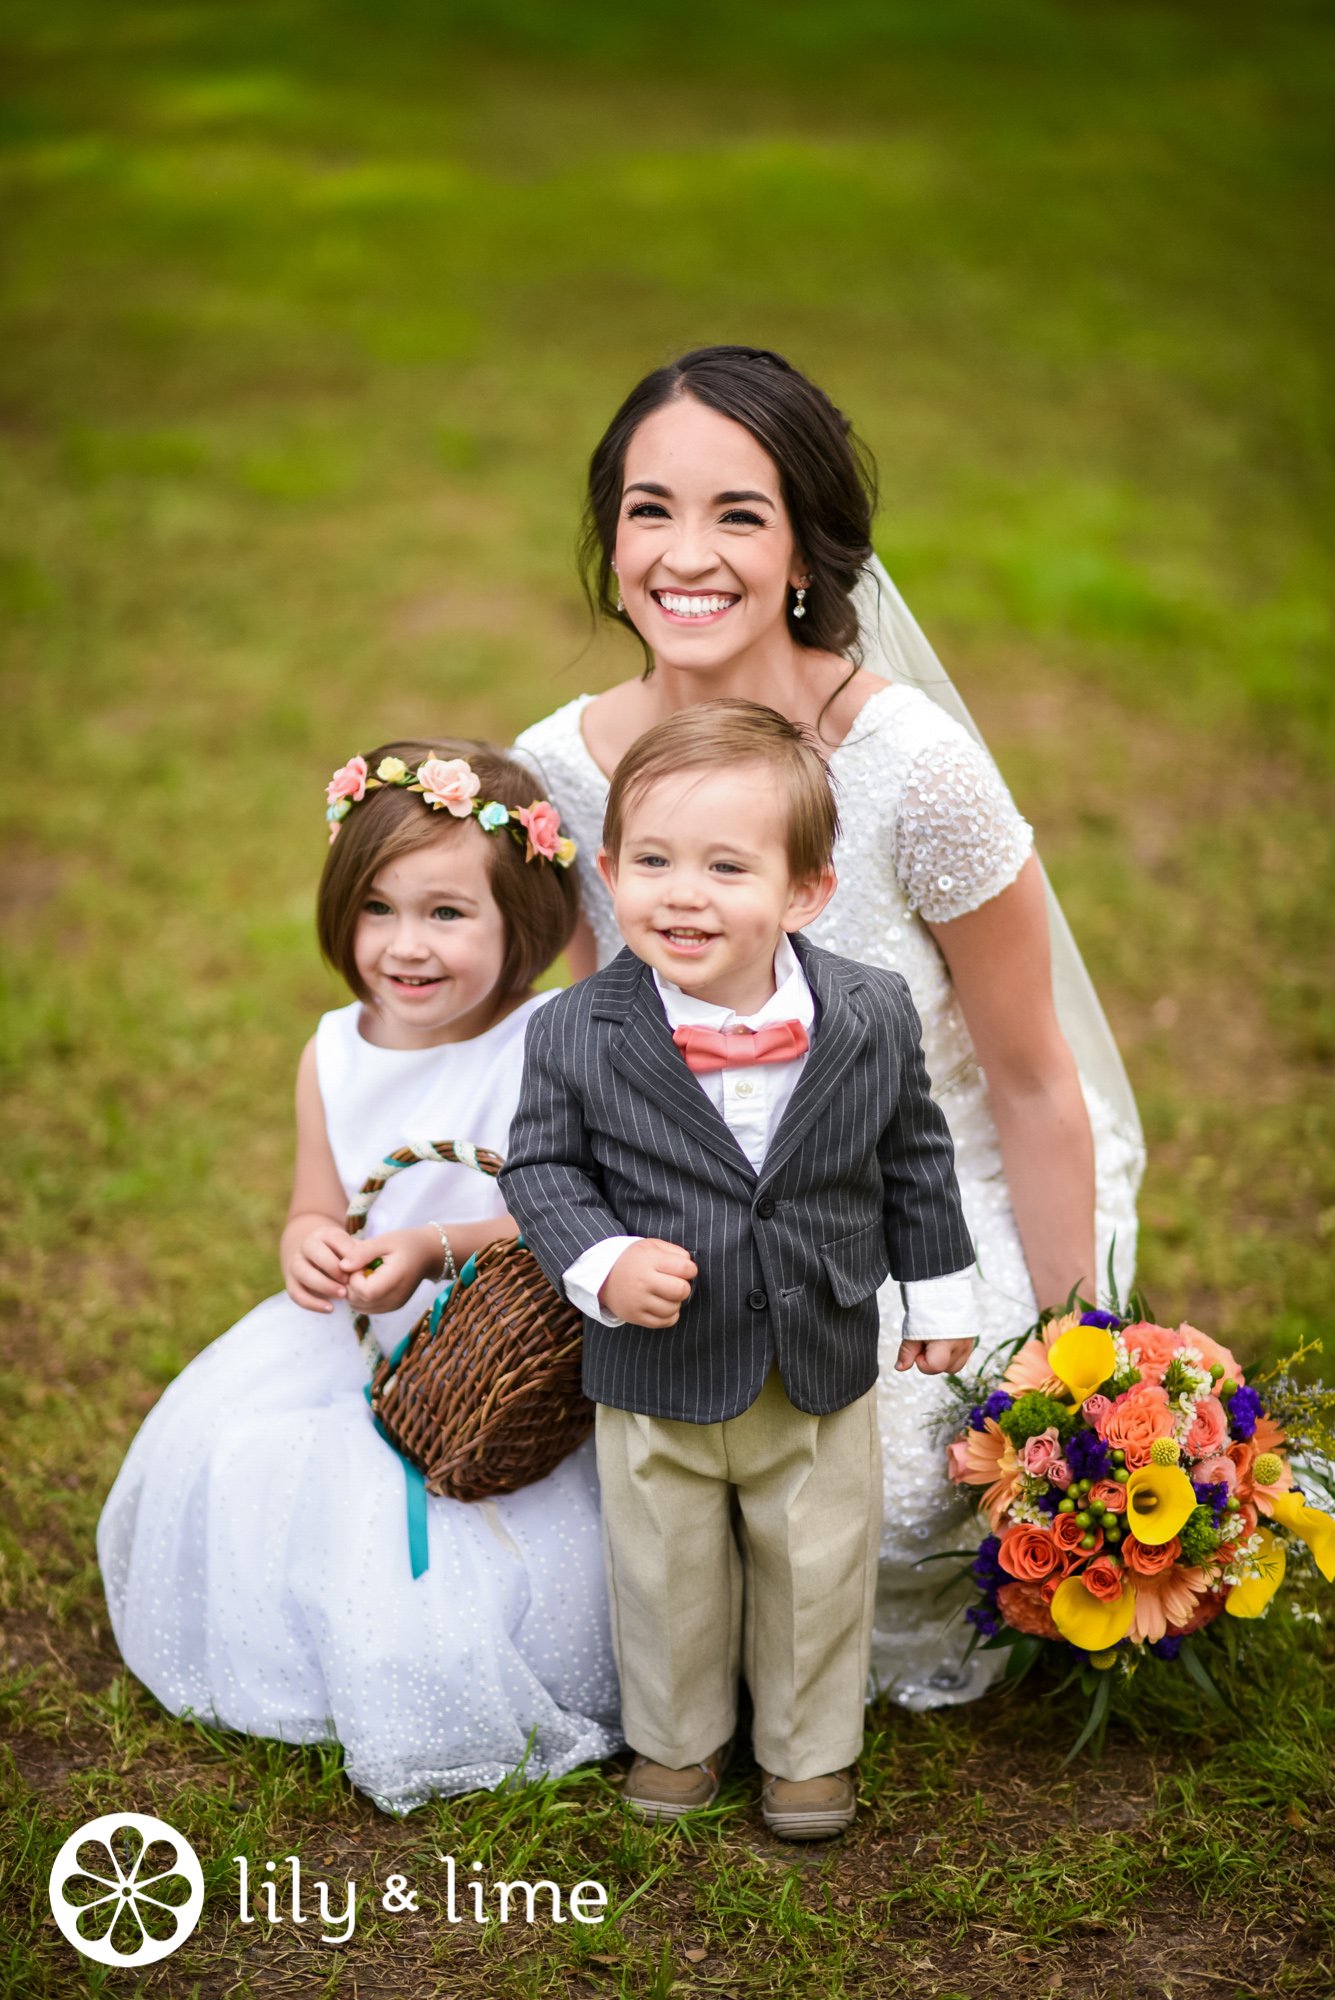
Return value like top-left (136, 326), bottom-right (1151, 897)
top-left (580, 345), bottom-right (878, 663)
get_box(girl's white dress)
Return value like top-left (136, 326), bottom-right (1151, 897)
top-left (97, 993), bottom-right (623, 1812)
top-left (516, 689), bottom-right (1144, 1706)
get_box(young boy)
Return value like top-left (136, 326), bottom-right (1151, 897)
top-left (501, 700), bottom-right (975, 1840)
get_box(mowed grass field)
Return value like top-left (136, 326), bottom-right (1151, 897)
top-left (1, 3), bottom-right (1333, 1995)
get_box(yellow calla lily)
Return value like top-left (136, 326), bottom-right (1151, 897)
top-left (1225, 1528), bottom-right (1286, 1618)
top-left (1050, 1574), bottom-right (1138, 1651)
top-left (1269, 1491), bottom-right (1335, 1583)
top-left (1047, 1325), bottom-right (1117, 1404)
top-left (1125, 1464), bottom-right (1197, 1546)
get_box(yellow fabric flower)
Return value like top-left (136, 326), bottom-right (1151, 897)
top-left (1225, 1528), bottom-right (1287, 1617)
top-left (1050, 1574), bottom-right (1137, 1650)
top-left (376, 756), bottom-right (409, 783)
top-left (1125, 1465), bottom-right (1197, 1546)
top-left (554, 836), bottom-right (578, 868)
top-left (1047, 1325), bottom-right (1117, 1404)
top-left (1269, 1491), bottom-right (1335, 1582)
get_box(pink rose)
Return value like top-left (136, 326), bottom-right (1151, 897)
top-left (1186, 1396), bottom-right (1229, 1459)
top-left (516, 799), bottom-right (562, 861)
top-left (326, 755), bottom-right (368, 806)
top-left (1083, 1394), bottom-right (1114, 1432)
top-left (1047, 1457), bottom-right (1073, 1491)
top-left (1021, 1426), bottom-right (1062, 1479)
top-left (417, 757), bottom-right (481, 817)
top-left (1192, 1452), bottom-right (1238, 1494)
top-left (946, 1439), bottom-right (972, 1483)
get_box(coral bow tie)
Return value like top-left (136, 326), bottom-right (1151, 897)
top-left (672, 1020), bottom-right (810, 1075)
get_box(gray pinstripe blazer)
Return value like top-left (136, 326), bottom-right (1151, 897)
top-left (500, 934), bottom-right (974, 1422)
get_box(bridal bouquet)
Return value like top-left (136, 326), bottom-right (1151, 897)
top-left (945, 1309), bottom-right (1334, 1733)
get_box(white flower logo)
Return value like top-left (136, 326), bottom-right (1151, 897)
top-left (49, 1812), bottom-right (204, 1967)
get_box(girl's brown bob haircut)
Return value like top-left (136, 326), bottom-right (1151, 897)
top-left (317, 739), bottom-right (580, 1004)
top-left (602, 701), bottom-right (840, 882)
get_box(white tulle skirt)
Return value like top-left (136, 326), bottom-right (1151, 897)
top-left (97, 1293), bottom-right (624, 1812)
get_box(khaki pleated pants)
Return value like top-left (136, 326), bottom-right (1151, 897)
top-left (595, 1366), bottom-right (882, 1782)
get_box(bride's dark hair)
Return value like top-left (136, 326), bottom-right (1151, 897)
top-left (579, 345), bottom-right (878, 665)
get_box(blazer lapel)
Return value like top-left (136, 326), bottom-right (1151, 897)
top-left (597, 952), bottom-right (756, 1181)
top-left (760, 935), bottom-right (871, 1184)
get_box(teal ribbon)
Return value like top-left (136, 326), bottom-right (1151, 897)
top-left (360, 1252), bottom-right (494, 1580)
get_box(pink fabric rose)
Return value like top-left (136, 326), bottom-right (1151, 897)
top-left (417, 757), bottom-right (481, 817)
top-left (1186, 1395), bottom-right (1229, 1459)
top-left (516, 799), bottom-right (562, 861)
top-left (1021, 1426), bottom-right (1062, 1479)
top-left (326, 755), bottom-right (368, 806)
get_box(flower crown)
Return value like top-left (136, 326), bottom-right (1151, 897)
top-left (325, 754), bottom-right (577, 867)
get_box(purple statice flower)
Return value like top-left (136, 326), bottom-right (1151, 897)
top-left (970, 1389), bottom-right (1014, 1432)
top-left (971, 1535), bottom-right (1006, 1592)
top-left (1228, 1385), bottom-right (1263, 1441)
top-left (965, 1602), bottom-right (1002, 1638)
top-left (1193, 1480), bottom-right (1229, 1524)
top-left (1080, 1309), bottom-right (1123, 1329)
top-left (1066, 1427), bottom-right (1112, 1483)
top-left (1150, 1635), bottom-right (1183, 1661)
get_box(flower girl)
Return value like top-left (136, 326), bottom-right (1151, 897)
top-left (98, 741), bottom-right (622, 1812)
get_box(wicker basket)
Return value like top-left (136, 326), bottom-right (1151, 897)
top-left (346, 1139), bottom-right (593, 1503)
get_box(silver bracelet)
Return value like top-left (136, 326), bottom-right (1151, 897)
top-left (429, 1221), bottom-right (457, 1286)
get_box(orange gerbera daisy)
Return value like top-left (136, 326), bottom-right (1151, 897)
top-left (1127, 1563), bottom-right (1209, 1644)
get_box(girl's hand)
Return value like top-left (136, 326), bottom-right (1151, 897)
top-left (285, 1222), bottom-right (360, 1313)
top-left (895, 1336), bottom-right (977, 1377)
top-left (343, 1226), bottom-right (442, 1314)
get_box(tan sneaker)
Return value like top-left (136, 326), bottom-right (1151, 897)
top-left (621, 1743), bottom-right (731, 1824)
top-left (760, 1768), bottom-right (857, 1841)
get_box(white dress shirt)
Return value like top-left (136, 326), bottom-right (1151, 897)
top-left (563, 936), bottom-right (975, 1344)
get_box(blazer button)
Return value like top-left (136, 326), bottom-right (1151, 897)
top-left (756, 1196), bottom-right (776, 1219)
top-left (747, 1288), bottom-right (768, 1311)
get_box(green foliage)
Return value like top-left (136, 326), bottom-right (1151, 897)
top-left (998, 1390), bottom-right (1077, 1448)
top-left (1178, 1505), bottom-right (1223, 1567)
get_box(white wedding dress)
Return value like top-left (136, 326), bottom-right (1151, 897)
top-left (98, 993), bottom-right (623, 1810)
top-left (516, 667), bottom-right (1143, 1706)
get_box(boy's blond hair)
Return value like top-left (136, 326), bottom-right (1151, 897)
top-left (602, 700), bottom-right (840, 879)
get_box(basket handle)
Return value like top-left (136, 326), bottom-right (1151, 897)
top-left (345, 1139), bottom-right (505, 1372)
top-left (344, 1138), bottom-right (505, 1236)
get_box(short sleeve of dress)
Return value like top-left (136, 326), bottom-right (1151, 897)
top-left (891, 725), bottom-right (1034, 924)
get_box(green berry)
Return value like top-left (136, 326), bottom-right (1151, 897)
top-left (1080, 1532), bottom-right (1097, 1549)
top-left (1111, 1450), bottom-right (1126, 1466)
top-left (1076, 1511), bottom-right (1092, 1529)
top-left (1058, 1498), bottom-right (1076, 1514)
top-left (1114, 1468), bottom-right (1130, 1484)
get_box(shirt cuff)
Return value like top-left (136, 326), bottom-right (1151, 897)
top-left (900, 1269), bottom-right (976, 1348)
top-left (563, 1236), bottom-right (642, 1326)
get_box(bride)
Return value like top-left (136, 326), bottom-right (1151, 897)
top-left (516, 344), bottom-right (1144, 1706)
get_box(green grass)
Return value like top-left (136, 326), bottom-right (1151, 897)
top-left (2, 1), bottom-right (1334, 1994)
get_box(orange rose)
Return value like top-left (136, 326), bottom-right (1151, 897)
top-left (1102, 1384), bottom-right (1177, 1468)
top-left (1123, 1533), bottom-right (1182, 1575)
top-left (1053, 1511), bottom-right (1102, 1559)
top-left (1090, 1479), bottom-right (1128, 1514)
top-left (1082, 1556), bottom-right (1125, 1603)
top-left (997, 1524), bottom-right (1061, 1582)
top-left (1122, 1321), bottom-right (1180, 1383)
top-left (997, 1581), bottom-right (1060, 1640)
